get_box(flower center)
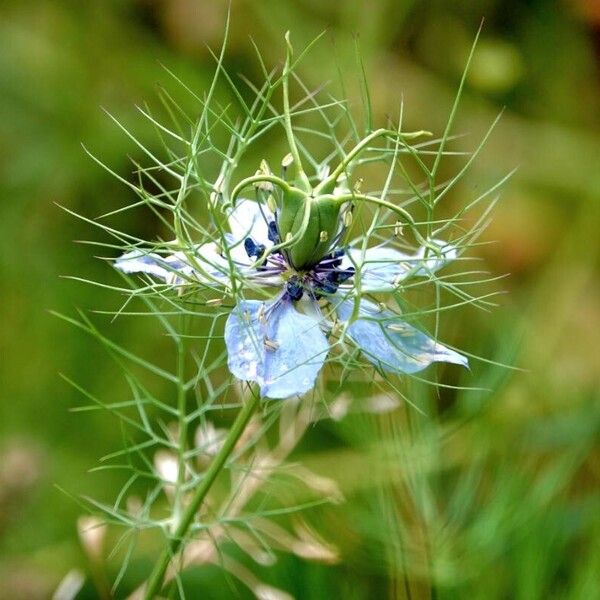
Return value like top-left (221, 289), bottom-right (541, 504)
top-left (282, 249), bottom-right (355, 302)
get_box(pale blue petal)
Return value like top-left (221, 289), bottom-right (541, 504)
top-left (343, 239), bottom-right (458, 292)
top-left (262, 301), bottom-right (329, 398)
top-left (414, 239), bottom-right (458, 276)
top-left (336, 299), bottom-right (468, 374)
top-left (343, 247), bottom-right (413, 292)
top-left (115, 250), bottom-right (193, 283)
top-left (227, 199), bottom-right (273, 248)
top-left (224, 300), bottom-right (265, 385)
top-left (114, 244), bottom-right (242, 285)
top-left (224, 299), bottom-right (329, 399)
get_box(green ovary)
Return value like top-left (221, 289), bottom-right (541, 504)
top-left (277, 190), bottom-right (342, 269)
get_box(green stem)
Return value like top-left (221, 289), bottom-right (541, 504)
top-left (143, 393), bottom-right (261, 599)
top-left (283, 32), bottom-right (310, 191)
top-left (229, 174), bottom-right (291, 206)
top-left (334, 192), bottom-right (430, 248)
top-left (173, 316), bottom-right (187, 529)
top-left (317, 128), bottom-right (431, 193)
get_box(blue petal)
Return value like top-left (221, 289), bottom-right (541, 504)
top-left (336, 299), bottom-right (468, 374)
top-left (343, 239), bottom-right (458, 292)
top-left (414, 239), bottom-right (458, 276)
top-left (262, 301), bottom-right (329, 398)
top-left (115, 250), bottom-right (193, 283)
top-left (227, 199), bottom-right (273, 248)
top-left (114, 201), bottom-right (281, 285)
top-left (224, 300), bottom-right (265, 384)
top-left (343, 247), bottom-right (413, 292)
top-left (224, 299), bottom-right (329, 399)
top-left (114, 244), bottom-right (243, 285)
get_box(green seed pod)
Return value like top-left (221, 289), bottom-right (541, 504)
top-left (278, 189), bottom-right (342, 269)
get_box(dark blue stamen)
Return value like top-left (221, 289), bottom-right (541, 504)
top-left (267, 220), bottom-right (280, 244)
top-left (318, 279), bottom-right (338, 295)
top-left (311, 265), bottom-right (355, 299)
top-left (244, 237), bottom-right (266, 259)
top-left (285, 276), bottom-right (304, 301)
top-left (322, 247), bottom-right (346, 267)
top-left (329, 266), bottom-right (355, 284)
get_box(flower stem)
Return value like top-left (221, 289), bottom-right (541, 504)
top-left (143, 392), bottom-right (261, 599)
top-left (334, 192), bottom-right (430, 248)
top-left (317, 128), bottom-right (431, 193)
top-left (229, 174), bottom-right (291, 205)
top-left (283, 32), bottom-right (310, 191)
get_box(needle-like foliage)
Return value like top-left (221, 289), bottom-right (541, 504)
top-left (59, 18), bottom-right (510, 599)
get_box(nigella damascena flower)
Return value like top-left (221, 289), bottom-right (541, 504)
top-left (116, 186), bottom-right (467, 399)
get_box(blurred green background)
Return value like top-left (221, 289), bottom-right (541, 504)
top-left (1, 0), bottom-right (599, 598)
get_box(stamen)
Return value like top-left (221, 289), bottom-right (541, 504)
top-left (257, 303), bottom-right (267, 325)
top-left (331, 267), bottom-right (354, 284)
top-left (386, 323), bottom-right (412, 337)
top-left (319, 280), bottom-right (337, 294)
top-left (268, 220), bottom-right (280, 244)
top-left (264, 338), bottom-right (279, 351)
top-left (244, 237), bottom-right (257, 257)
top-left (316, 248), bottom-right (345, 269)
top-left (244, 237), bottom-right (266, 260)
top-left (285, 276), bottom-right (304, 301)
top-left (267, 194), bottom-right (278, 213)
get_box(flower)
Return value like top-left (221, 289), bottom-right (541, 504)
top-left (115, 192), bottom-right (467, 399)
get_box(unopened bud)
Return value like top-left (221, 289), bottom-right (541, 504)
top-left (343, 210), bottom-right (353, 228)
top-left (319, 230), bottom-right (328, 242)
top-left (281, 153), bottom-right (294, 169)
top-left (267, 194), bottom-right (278, 213)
